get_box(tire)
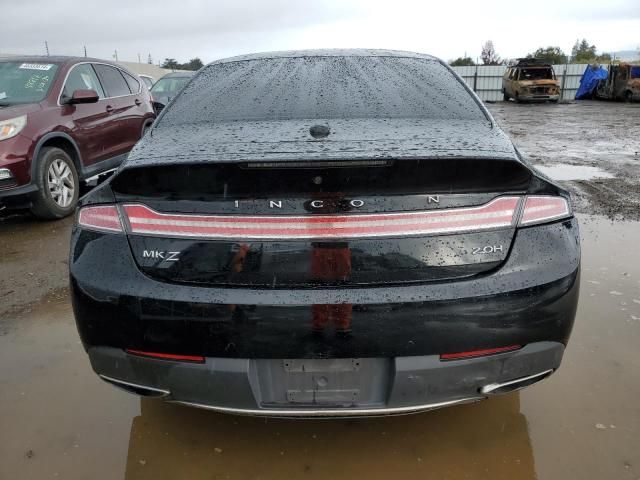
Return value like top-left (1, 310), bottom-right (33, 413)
top-left (503, 90), bottom-right (510, 101)
top-left (514, 92), bottom-right (521, 103)
top-left (624, 91), bottom-right (633, 103)
top-left (30, 147), bottom-right (79, 219)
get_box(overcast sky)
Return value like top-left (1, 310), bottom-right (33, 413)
top-left (2, 0), bottom-right (638, 64)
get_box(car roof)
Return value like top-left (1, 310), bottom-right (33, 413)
top-left (209, 49), bottom-right (439, 66)
top-left (0, 55), bottom-right (124, 68)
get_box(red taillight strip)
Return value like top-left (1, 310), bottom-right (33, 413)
top-left (122, 197), bottom-right (520, 240)
top-left (440, 345), bottom-right (522, 361)
top-left (520, 196), bottom-right (570, 226)
top-left (78, 205), bottom-right (123, 233)
top-left (125, 349), bottom-right (205, 363)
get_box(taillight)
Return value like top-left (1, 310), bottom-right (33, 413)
top-left (121, 196), bottom-right (521, 240)
top-left (77, 205), bottom-right (123, 233)
top-left (519, 196), bottom-right (571, 227)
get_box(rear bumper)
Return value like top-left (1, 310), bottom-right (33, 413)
top-left (518, 94), bottom-right (560, 102)
top-left (71, 218), bottom-right (580, 358)
top-left (89, 341), bottom-right (563, 417)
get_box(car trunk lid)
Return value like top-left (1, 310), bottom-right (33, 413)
top-left (112, 155), bottom-right (531, 287)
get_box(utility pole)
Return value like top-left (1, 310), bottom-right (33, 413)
top-left (44, 41), bottom-right (50, 56)
top-left (84, 45), bottom-right (87, 57)
top-left (138, 53), bottom-right (141, 63)
top-left (113, 50), bottom-right (118, 61)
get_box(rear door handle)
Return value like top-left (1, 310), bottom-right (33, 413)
top-left (134, 99), bottom-right (142, 106)
top-left (106, 105), bottom-right (114, 113)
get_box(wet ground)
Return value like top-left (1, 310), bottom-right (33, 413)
top-left (1, 101), bottom-right (640, 479)
top-left (488, 101), bottom-right (640, 220)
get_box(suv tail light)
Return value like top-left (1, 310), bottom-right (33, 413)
top-left (77, 205), bottom-right (123, 233)
top-left (519, 196), bottom-right (571, 226)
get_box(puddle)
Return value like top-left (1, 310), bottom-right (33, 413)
top-left (536, 164), bottom-right (615, 181)
top-left (1, 214), bottom-right (640, 480)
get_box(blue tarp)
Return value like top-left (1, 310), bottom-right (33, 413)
top-left (631, 66), bottom-right (640, 79)
top-left (575, 65), bottom-right (608, 99)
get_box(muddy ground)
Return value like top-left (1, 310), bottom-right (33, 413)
top-left (489, 100), bottom-right (640, 220)
top-left (1, 101), bottom-right (639, 479)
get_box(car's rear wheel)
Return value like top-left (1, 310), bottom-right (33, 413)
top-left (624, 91), bottom-right (633, 103)
top-left (503, 90), bottom-right (509, 101)
top-left (30, 147), bottom-right (79, 219)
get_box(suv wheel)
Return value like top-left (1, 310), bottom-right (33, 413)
top-left (30, 147), bottom-right (79, 219)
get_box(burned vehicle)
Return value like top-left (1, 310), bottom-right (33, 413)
top-left (503, 59), bottom-right (560, 103)
top-left (70, 50), bottom-right (580, 417)
top-left (596, 63), bottom-right (640, 102)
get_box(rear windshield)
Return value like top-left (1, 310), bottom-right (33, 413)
top-left (158, 56), bottom-right (487, 125)
top-left (519, 68), bottom-right (554, 80)
top-left (0, 61), bottom-right (60, 105)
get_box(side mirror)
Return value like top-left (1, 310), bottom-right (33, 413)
top-left (66, 89), bottom-right (100, 105)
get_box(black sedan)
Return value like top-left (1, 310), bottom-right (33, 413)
top-left (70, 49), bottom-right (580, 416)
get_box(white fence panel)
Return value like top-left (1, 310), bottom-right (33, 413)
top-left (451, 64), bottom-right (590, 102)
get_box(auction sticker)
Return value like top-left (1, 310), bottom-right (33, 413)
top-left (20, 63), bottom-right (54, 71)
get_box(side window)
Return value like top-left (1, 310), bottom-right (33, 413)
top-left (141, 76), bottom-right (153, 89)
top-left (62, 64), bottom-right (105, 99)
top-left (93, 64), bottom-right (131, 97)
top-left (121, 71), bottom-right (141, 94)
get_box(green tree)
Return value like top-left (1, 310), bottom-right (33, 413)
top-left (595, 52), bottom-right (612, 63)
top-left (183, 58), bottom-right (204, 71)
top-left (571, 39), bottom-right (597, 62)
top-left (526, 46), bottom-right (568, 64)
top-left (570, 39), bottom-right (614, 63)
top-left (481, 41), bottom-right (502, 65)
top-left (161, 58), bottom-right (179, 70)
top-left (449, 56), bottom-right (476, 66)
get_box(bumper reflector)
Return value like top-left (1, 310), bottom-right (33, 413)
top-left (125, 349), bottom-right (205, 363)
top-left (440, 345), bottom-right (522, 361)
top-left (122, 196), bottom-right (521, 240)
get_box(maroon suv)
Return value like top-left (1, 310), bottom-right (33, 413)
top-left (0, 56), bottom-right (155, 218)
